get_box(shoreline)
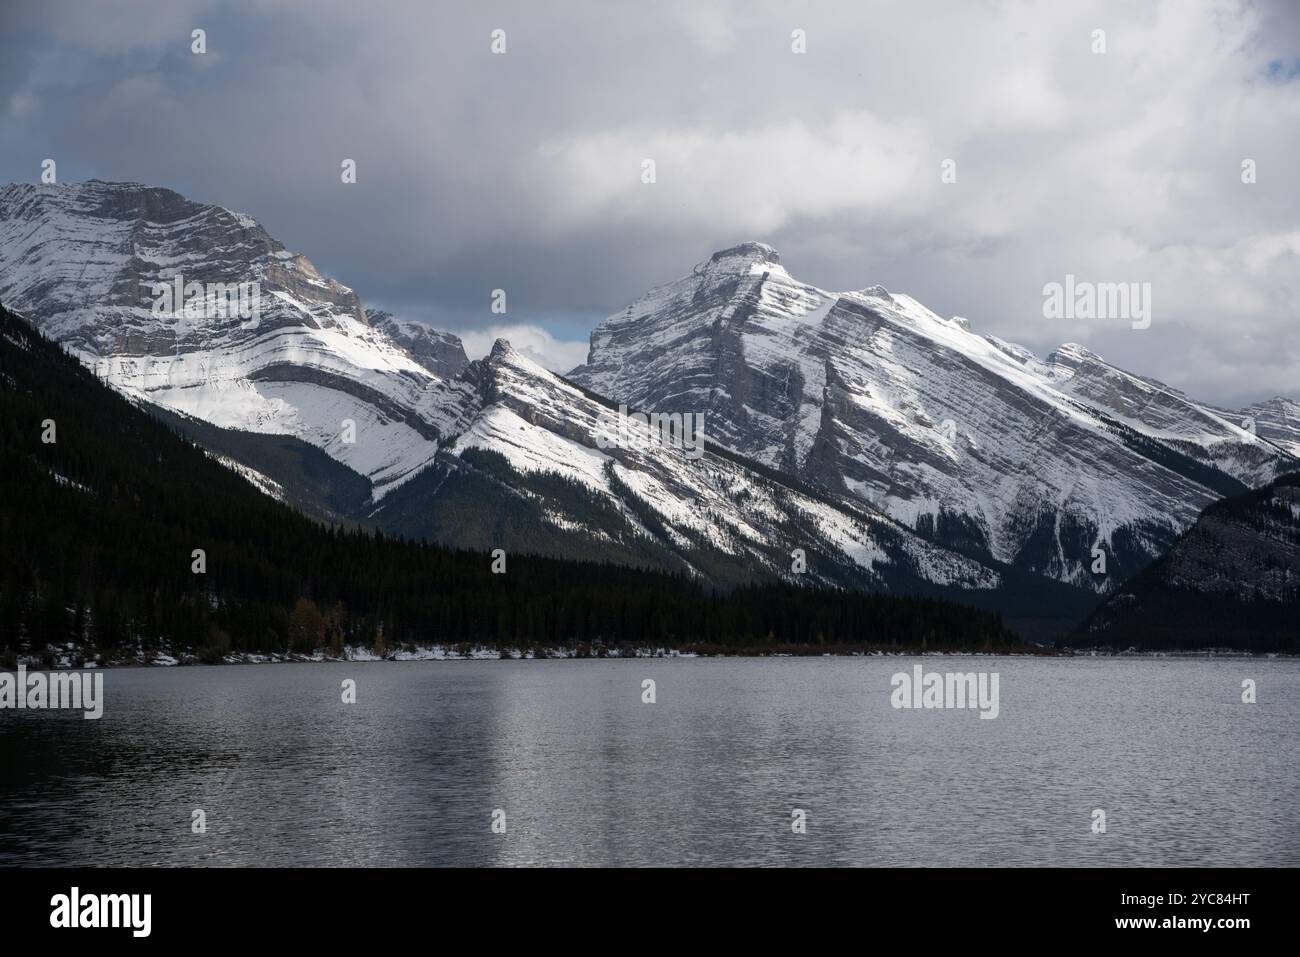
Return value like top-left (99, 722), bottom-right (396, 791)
top-left (7, 644), bottom-right (1294, 670)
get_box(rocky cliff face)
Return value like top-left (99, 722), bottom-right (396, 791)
top-left (369, 311), bottom-right (469, 380)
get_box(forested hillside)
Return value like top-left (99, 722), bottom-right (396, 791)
top-left (1073, 471), bottom-right (1300, 652)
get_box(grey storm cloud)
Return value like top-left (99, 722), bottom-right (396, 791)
top-left (1, 0), bottom-right (1298, 402)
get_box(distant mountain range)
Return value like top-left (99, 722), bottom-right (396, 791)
top-left (2, 180), bottom-right (1296, 645)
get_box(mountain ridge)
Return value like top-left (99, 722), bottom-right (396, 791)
top-left (4, 180), bottom-right (1295, 639)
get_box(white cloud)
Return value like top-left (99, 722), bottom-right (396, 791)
top-left (537, 111), bottom-right (931, 236)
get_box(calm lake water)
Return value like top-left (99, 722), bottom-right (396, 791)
top-left (1, 656), bottom-right (1297, 867)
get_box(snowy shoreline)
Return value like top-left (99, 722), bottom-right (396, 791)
top-left (13, 643), bottom-right (1293, 669)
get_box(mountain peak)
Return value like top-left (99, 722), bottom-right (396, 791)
top-left (0, 178), bottom-right (479, 497)
top-left (82, 178), bottom-right (172, 193)
top-left (707, 241), bottom-right (780, 268)
top-left (1046, 342), bottom-right (1105, 371)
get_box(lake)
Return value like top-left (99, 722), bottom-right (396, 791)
top-left (1, 656), bottom-right (1296, 866)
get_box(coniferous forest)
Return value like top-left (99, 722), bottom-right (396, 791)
top-left (0, 303), bottom-right (1026, 664)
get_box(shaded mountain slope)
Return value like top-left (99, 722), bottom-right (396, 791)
top-left (1073, 471), bottom-right (1300, 651)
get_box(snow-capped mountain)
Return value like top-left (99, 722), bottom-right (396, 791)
top-left (0, 180), bottom-right (471, 495)
top-left (0, 181), bottom-right (1029, 616)
top-left (569, 242), bottom-right (1297, 589)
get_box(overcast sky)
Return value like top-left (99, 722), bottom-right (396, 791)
top-left (2, 0), bottom-right (1298, 405)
